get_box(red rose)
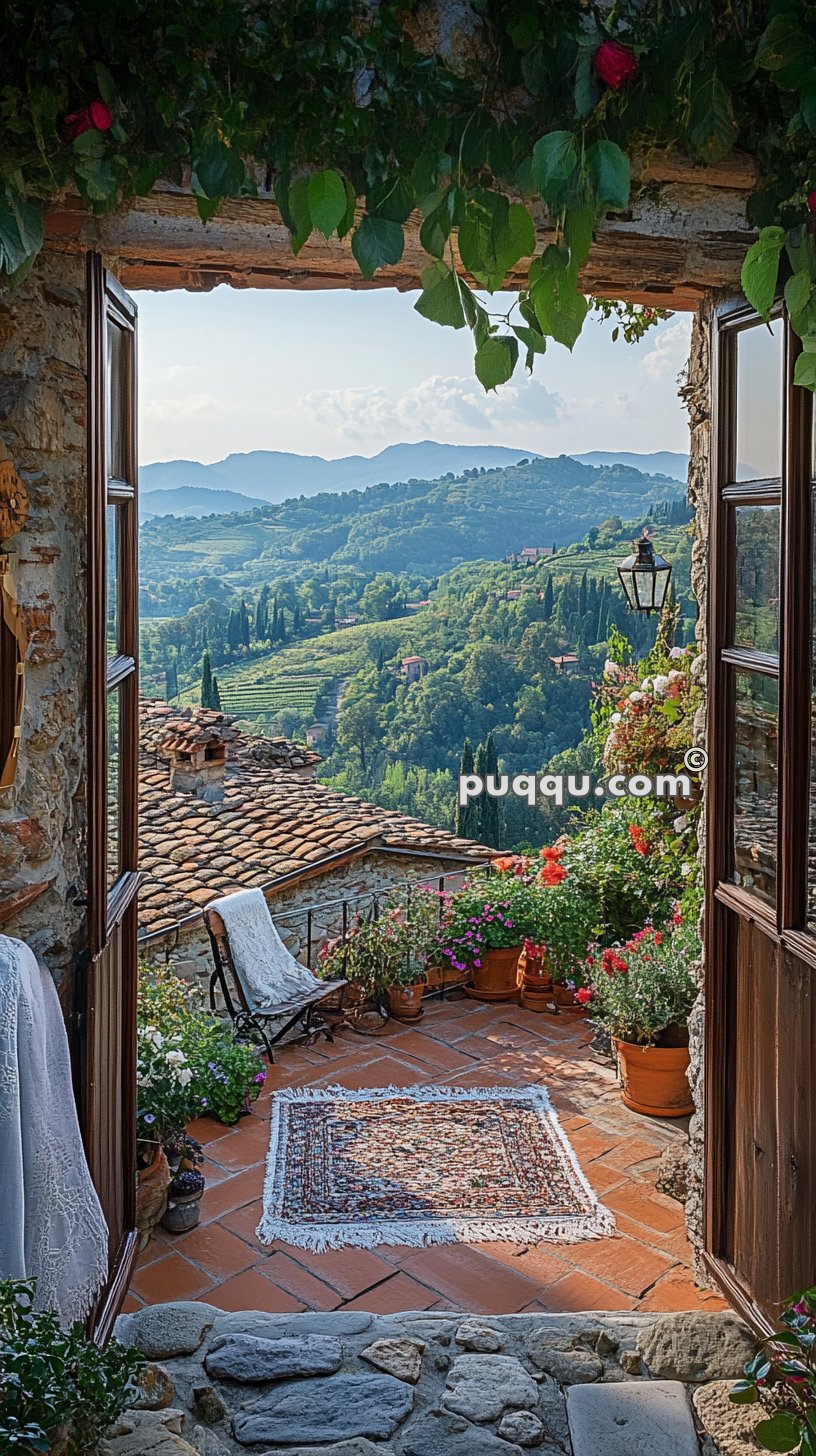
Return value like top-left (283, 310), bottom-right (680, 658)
top-left (593, 40), bottom-right (639, 91)
top-left (808, 190), bottom-right (816, 213)
top-left (62, 99), bottom-right (113, 141)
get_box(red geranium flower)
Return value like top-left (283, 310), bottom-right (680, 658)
top-left (575, 987), bottom-right (592, 1005)
top-left (539, 861), bottom-right (567, 886)
top-left (62, 99), bottom-right (113, 141)
top-left (593, 40), bottom-right (639, 90)
top-left (628, 823), bottom-right (650, 856)
top-left (540, 844), bottom-right (564, 862)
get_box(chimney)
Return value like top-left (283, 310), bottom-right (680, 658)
top-left (158, 715), bottom-right (232, 803)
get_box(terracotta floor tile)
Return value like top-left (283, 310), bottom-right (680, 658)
top-left (537, 1269), bottom-right (637, 1313)
top-left (206, 1118), bottom-right (270, 1171)
top-left (186, 1116), bottom-right (236, 1145)
top-left (205, 1269), bottom-right (305, 1314)
top-left (130, 1251), bottom-right (215, 1303)
top-left (637, 1269), bottom-right (729, 1313)
top-left (584, 1163), bottom-right (628, 1196)
top-left (565, 1234), bottom-right (677, 1298)
top-left (120, 1292), bottom-right (143, 1313)
top-left (400, 1245), bottom-right (543, 1313)
top-left (285, 1246), bottom-right (398, 1299)
top-left (175, 1222), bottom-right (263, 1280)
top-left (221, 1199), bottom-right (265, 1248)
top-left (598, 1136), bottom-right (667, 1172)
top-left (198, 1166), bottom-right (265, 1224)
top-left (312, 1055), bottom-right (433, 1089)
top-left (493, 1243), bottom-right (573, 1288)
top-left (605, 1182), bottom-right (687, 1235)
top-left (386, 1030), bottom-right (477, 1072)
top-left (567, 1127), bottom-right (626, 1162)
top-left (342, 1271), bottom-right (441, 1313)
top-left (439, 1067), bottom-right (519, 1089)
top-left (260, 1252), bottom-right (344, 1310)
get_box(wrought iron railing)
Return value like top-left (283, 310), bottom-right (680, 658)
top-left (270, 863), bottom-right (491, 986)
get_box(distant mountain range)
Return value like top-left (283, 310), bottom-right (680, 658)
top-left (138, 442), bottom-right (691, 520)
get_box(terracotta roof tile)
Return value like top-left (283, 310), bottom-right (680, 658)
top-left (138, 697), bottom-right (490, 939)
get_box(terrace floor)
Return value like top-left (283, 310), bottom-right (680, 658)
top-left (125, 994), bottom-right (728, 1318)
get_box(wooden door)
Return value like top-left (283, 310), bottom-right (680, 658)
top-left (705, 299), bottom-right (816, 1328)
top-left (81, 255), bottom-right (141, 1337)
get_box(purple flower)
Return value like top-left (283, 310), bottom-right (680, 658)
top-left (254, 1071), bottom-right (266, 1084)
top-left (142, 1113), bottom-right (155, 1125)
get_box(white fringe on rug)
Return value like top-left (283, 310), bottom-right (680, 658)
top-left (256, 1083), bottom-right (616, 1253)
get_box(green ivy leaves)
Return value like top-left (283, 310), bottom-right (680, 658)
top-left (742, 225), bottom-right (816, 391)
top-left (741, 227), bottom-right (786, 320)
top-left (351, 216), bottom-right (405, 279)
top-left (0, 191), bottom-right (43, 281)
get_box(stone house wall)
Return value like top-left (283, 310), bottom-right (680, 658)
top-left (141, 851), bottom-right (478, 994)
top-left (0, 247), bottom-right (90, 984)
top-left (680, 299), bottom-right (714, 1269)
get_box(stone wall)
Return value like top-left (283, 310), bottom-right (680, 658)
top-left (0, 246), bottom-right (89, 984)
top-left (142, 852), bottom-right (476, 991)
top-left (679, 298), bottom-right (714, 1269)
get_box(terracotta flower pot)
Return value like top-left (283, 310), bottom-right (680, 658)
top-left (387, 982), bottom-right (425, 1021)
top-left (518, 946), bottom-right (554, 1013)
top-left (613, 1037), bottom-right (694, 1118)
top-left (552, 983), bottom-right (583, 1009)
top-left (136, 1146), bottom-right (170, 1250)
top-left (464, 946), bottom-right (522, 1003)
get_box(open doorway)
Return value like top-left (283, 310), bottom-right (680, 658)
top-left (123, 277), bottom-right (725, 1321)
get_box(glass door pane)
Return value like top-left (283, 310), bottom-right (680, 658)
top-left (107, 686), bottom-right (120, 889)
top-left (735, 320), bottom-right (783, 481)
top-left (733, 670), bottom-right (778, 906)
top-left (734, 505), bottom-right (780, 653)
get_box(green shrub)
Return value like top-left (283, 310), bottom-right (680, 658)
top-left (0, 1280), bottom-right (141, 1456)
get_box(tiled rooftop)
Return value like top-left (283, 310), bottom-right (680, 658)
top-left (126, 996), bottom-right (727, 1319)
top-left (138, 700), bottom-right (489, 938)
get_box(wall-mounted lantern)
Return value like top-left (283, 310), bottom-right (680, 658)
top-left (616, 529), bottom-right (672, 615)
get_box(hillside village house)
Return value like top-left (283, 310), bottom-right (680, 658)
top-left (0, 7), bottom-right (814, 1372)
top-left (399, 654), bottom-right (429, 683)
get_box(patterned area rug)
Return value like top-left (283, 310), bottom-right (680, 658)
top-left (257, 1084), bottom-right (615, 1253)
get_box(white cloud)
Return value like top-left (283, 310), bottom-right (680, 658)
top-left (294, 373), bottom-right (567, 449)
top-left (641, 317), bottom-right (692, 382)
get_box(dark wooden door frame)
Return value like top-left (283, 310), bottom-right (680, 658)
top-left (84, 253), bottom-right (141, 1340)
top-left (704, 297), bottom-right (815, 1330)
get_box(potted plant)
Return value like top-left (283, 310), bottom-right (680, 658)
top-left (530, 849), bottom-right (597, 1009)
top-left (162, 1168), bottom-right (206, 1233)
top-left (518, 938), bottom-right (553, 1011)
top-left (585, 909), bottom-right (698, 1117)
top-left (436, 871), bottom-right (536, 1001)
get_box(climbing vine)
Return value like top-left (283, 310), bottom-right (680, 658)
top-left (1, 2), bottom-right (815, 387)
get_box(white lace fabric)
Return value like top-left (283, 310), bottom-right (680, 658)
top-left (207, 888), bottom-right (321, 1011)
top-left (0, 934), bottom-right (109, 1325)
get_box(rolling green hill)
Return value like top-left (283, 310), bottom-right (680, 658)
top-left (140, 454), bottom-right (684, 590)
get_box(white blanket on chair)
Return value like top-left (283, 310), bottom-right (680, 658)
top-left (207, 889), bottom-right (320, 1011)
top-left (0, 935), bottom-right (109, 1326)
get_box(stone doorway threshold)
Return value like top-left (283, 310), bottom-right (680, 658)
top-left (126, 997), bottom-right (728, 1318)
top-left (106, 1303), bottom-right (759, 1455)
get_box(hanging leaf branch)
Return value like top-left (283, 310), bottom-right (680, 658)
top-left (2, 2), bottom-right (816, 387)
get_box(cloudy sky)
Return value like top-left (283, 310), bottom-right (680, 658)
top-left (136, 285), bottom-right (692, 464)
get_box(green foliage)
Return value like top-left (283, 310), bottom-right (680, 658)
top-left (0, 1279), bottom-right (141, 1455)
top-left (6, 4), bottom-right (816, 385)
top-left (731, 1287), bottom-right (816, 1454)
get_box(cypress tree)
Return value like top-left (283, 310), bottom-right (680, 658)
top-left (455, 739), bottom-right (481, 840)
top-left (200, 651), bottom-right (214, 709)
top-left (240, 598), bottom-right (250, 648)
top-left (578, 571), bottom-right (588, 619)
top-left (543, 575), bottom-right (554, 619)
top-left (255, 585), bottom-right (269, 641)
top-left (211, 675), bottom-right (222, 712)
top-left (475, 733), bottom-right (502, 848)
top-left (227, 608), bottom-right (240, 651)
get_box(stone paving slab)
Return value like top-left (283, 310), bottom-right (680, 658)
top-left (567, 1379), bottom-right (699, 1456)
top-left (113, 1301), bottom-right (749, 1455)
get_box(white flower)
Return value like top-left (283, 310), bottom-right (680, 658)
top-left (629, 690), bottom-right (644, 703)
top-left (673, 815), bottom-right (689, 833)
top-left (641, 677), bottom-right (653, 693)
top-left (166, 1049), bottom-right (186, 1064)
top-left (681, 862), bottom-right (693, 876)
top-left (669, 645), bottom-right (687, 658)
top-left (653, 674), bottom-right (670, 697)
top-left (610, 712), bottom-right (622, 725)
top-left (667, 669), bottom-right (685, 683)
top-left (177, 1068), bottom-right (193, 1088)
top-left (603, 659), bottom-right (624, 680)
